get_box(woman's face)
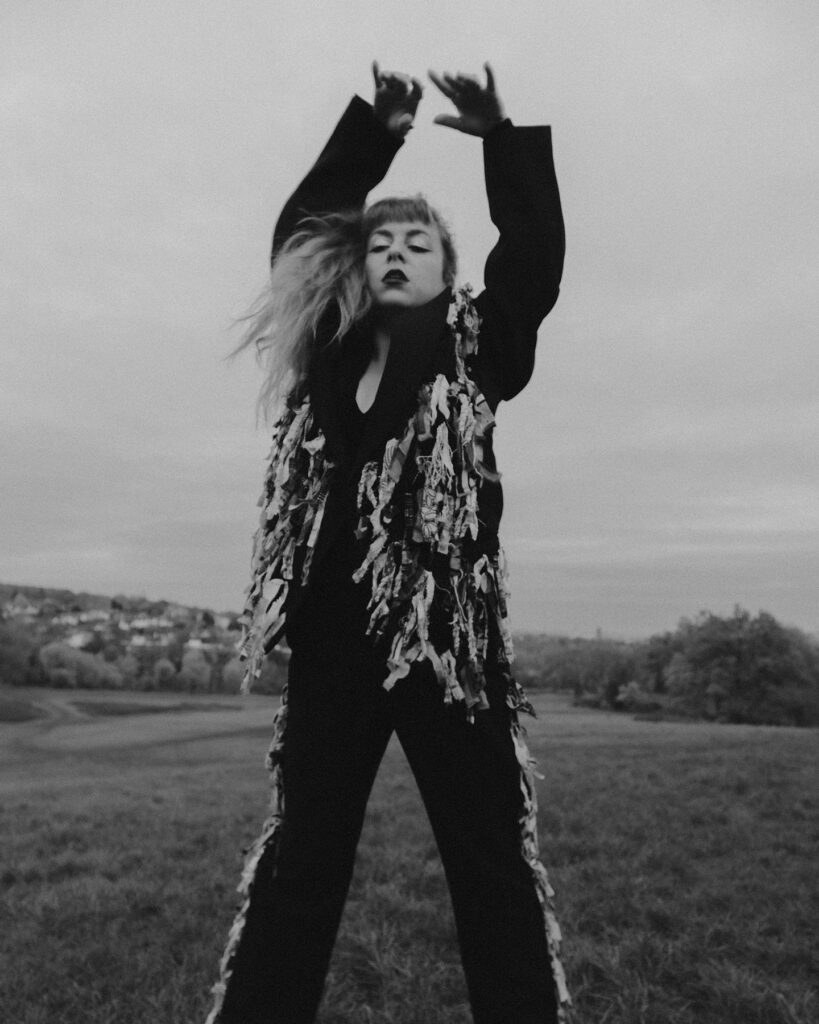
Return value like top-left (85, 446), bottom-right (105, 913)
top-left (365, 220), bottom-right (447, 310)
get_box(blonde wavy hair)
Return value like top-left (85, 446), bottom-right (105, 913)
top-left (235, 196), bottom-right (457, 417)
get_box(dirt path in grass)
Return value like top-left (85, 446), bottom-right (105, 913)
top-left (0, 687), bottom-right (280, 769)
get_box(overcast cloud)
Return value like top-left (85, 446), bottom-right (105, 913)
top-left (2, 0), bottom-right (817, 637)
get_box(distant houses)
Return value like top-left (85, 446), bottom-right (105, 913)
top-left (1, 589), bottom-right (239, 656)
top-left (0, 585), bottom-right (271, 693)
top-left (5, 593), bottom-right (39, 619)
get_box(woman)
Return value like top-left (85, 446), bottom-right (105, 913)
top-left (205, 62), bottom-right (569, 1024)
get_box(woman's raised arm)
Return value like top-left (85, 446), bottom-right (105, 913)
top-left (429, 64), bottom-right (565, 407)
top-left (271, 66), bottom-right (422, 260)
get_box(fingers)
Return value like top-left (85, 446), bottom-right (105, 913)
top-left (433, 114), bottom-right (463, 131)
top-left (431, 69), bottom-right (485, 100)
top-left (428, 70), bottom-right (456, 100)
top-left (376, 69), bottom-right (415, 96)
top-left (376, 63), bottom-right (493, 127)
top-left (388, 65), bottom-right (494, 99)
top-left (374, 67), bottom-right (417, 98)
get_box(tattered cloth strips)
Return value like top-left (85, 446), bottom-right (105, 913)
top-left (353, 287), bottom-right (531, 719)
top-left (204, 690), bottom-right (289, 1024)
top-left (511, 719), bottom-right (573, 1021)
top-left (238, 286), bottom-right (532, 718)
top-left (237, 400), bottom-right (334, 690)
top-left (353, 374), bottom-right (517, 718)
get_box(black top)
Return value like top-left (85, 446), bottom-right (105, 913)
top-left (336, 355), bottom-right (375, 450)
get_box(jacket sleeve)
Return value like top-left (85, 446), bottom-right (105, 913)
top-left (271, 95), bottom-right (404, 262)
top-left (470, 121), bottom-right (565, 407)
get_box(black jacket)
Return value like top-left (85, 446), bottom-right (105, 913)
top-left (270, 96), bottom-right (564, 635)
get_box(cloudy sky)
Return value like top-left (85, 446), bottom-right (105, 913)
top-left (2, 0), bottom-right (817, 638)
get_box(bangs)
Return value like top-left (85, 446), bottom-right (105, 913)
top-left (363, 196), bottom-right (438, 235)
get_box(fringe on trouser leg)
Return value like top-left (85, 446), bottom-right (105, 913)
top-left (510, 716), bottom-right (573, 1023)
top-left (204, 687), bottom-right (289, 1024)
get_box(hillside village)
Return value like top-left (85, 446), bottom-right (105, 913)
top-left (2, 587), bottom-right (240, 656)
top-left (0, 584), bottom-right (294, 693)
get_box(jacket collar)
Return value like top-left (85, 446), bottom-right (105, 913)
top-left (310, 287), bottom-right (454, 467)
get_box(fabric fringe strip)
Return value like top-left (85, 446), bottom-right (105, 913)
top-left (204, 688), bottom-right (289, 1024)
top-left (510, 718), bottom-right (573, 1021)
top-left (237, 400), bottom-right (334, 691)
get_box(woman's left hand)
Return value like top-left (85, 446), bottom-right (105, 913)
top-left (428, 63), bottom-right (505, 137)
top-left (372, 61), bottom-right (423, 138)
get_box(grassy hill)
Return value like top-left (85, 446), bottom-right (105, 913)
top-left (1, 689), bottom-right (815, 1023)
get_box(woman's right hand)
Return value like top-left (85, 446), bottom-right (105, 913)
top-left (428, 63), bottom-right (505, 137)
top-left (372, 61), bottom-right (423, 138)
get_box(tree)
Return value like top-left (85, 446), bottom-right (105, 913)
top-left (179, 649), bottom-right (212, 692)
top-left (220, 657), bottom-right (245, 693)
top-left (153, 658), bottom-right (177, 690)
top-left (638, 632), bottom-right (679, 693)
top-left (102, 641), bottom-right (124, 663)
top-left (39, 643), bottom-right (123, 689)
top-left (117, 653), bottom-right (141, 687)
top-left (0, 621), bottom-right (41, 686)
top-left (664, 652), bottom-right (696, 704)
top-left (663, 607), bottom-right (819, 725)
top-left (83, 631), bottom-right (103, 655)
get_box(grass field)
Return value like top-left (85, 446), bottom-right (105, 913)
top-left (1, 686), bottom-right (816, 1024)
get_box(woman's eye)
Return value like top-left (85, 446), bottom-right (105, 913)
top-left (409, 246), bottom-right (430, 253)
top-left (369, 245), bottom-right (388, 253)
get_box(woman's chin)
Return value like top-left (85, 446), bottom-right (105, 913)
top-left (374, 292), bottom-right (416, 311)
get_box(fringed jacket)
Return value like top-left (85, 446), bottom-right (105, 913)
top-left (240, 96), bottom-right (564, 713)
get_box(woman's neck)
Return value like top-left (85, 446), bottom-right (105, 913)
top-left (372, 324), bottom-right (391, 363)
top-left (371, 300), bottom-right (417, 360)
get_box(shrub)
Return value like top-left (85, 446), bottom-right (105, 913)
top-left (47, 667), bottom-right (77, 689)
top-left (153, 658), bottom-right (177, 690)
top-left (220, 657), bottom-right (245, 694)
top-left (117, 653), bottom-right (141, 686)
top-left (0, 620), bottom-right (41, 686)
top-left (178, 649), bottom-right (212, 692)
top-left (39, 643), bottom-right (124, 689)
top-left (615, 680), bottom-right (662, 713)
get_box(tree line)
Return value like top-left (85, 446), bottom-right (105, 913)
top-left (513, 606), bottom-right (819, 727)
top-left (2, 605), bottom-right (818, 725)
top-left (0, 619), bottom-right (287, 695)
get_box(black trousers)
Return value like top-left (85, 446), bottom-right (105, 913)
top-left (206, 601), bottom-right (566, 1024)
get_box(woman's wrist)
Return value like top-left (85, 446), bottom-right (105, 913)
top-left (379, 116), bottom-right (414, 139)
top-left (479, 116), bottom-right (508, 138)
top-left (481, 117), bottom-right (512, 139)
